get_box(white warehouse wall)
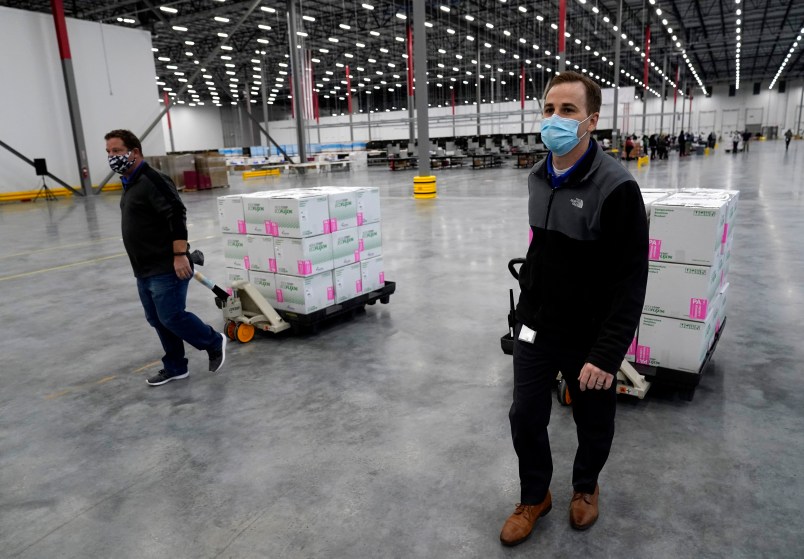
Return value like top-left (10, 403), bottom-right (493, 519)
top-left (0, 7), bottom-right (165, 193)
top-left (161, 105), bottom-right (224, 153)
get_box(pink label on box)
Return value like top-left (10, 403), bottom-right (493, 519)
top-left (648, 238), bottom-right (662, 260)
top-left (271, 222), bottom-right (279, 236)
top-left (627, 337), bottom-right (637, 355)
top-left (323, 219), bottom-right (331, 234)
top-left (690, 298), bottom-right (708, 320)
top-left (327, 286), bottom-right (335, 300)
top-left (356, 279), bottom-right (363, 292)
top-left (264, 220), bottom-right (273, 235)
top-left (379, 272), bottom-right (385, 284)
top-left (276, 289), bottom-right (284, 303)
top-left (722, 223), bottom-right (729, 244)
top-left (354, 250), bottom-right (361, 262)
top-left (358, 239), bottom-right (365, 251)
top-left (636, 345), bottom-right (651, 365)
top-left (269, 258), bottom-right (277, 273)
top-left (243, 256), bottom-right (251, 270)
top-left (226, 287), bottom-right (233, 296)
top-left (302, 260), bottom-right (313, 275)
top-left (330, 218), bottom-right (338, 232)
top-left (357, 212), bottom-right (364, 226)
top-left (237, 220), bottom-right (246, 234)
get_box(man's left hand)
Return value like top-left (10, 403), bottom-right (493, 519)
top-left (578, 362), bottom-right (615, 391)
top-left (174, 255), bottom-right (192, 279)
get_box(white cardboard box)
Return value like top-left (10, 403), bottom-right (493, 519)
top-left (246, 235), bottom-right (277, 273)
top-left (225, 268), bottom-right (248, 289)
top-left (333, 262), bottom-right (363, 303)
top-left (274, 234), bottom-right (333, 276)
top-left (315, 186), bottom-right (359, 230)
top-left (265, 191), bottom-right (331, 238)
top-left (635, 309), bottom-right (718, 373)
top-left (241, 192), bottom-right (277, 236)
top-left (643, 260), bottom-right (723, 321)
top-left (681, 188), bottom-right (739, 237)
top-left (358, 223), bottom-right (383, 260)
top-left (716, 282), bottom-right (729, 336)
top-left (356, 187), bottom-right (381, 224)
top-left (274, 272), bottom-right (334, 314)
top-left (331, 227), bottom-right (361, 267)
top-left (217, 195), bottom-right (246, 234)
top-left (640, 189), bottom-right (673, 220)
top-left (222, 234), bottom-right (248, 269)
top-left (649, 194), bottom-right (729, 265)
top-left (361, 256), bottom-right (385, 293)
top-left (247, 270), bottom-right (278, 307)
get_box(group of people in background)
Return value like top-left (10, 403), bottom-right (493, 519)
top-left (606, 128), bottom-right (796, 159)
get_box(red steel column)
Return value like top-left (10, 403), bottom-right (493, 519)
top-left (558, 0), bottom-right (566, 72)
top-left (51, 0), bottom-right (91, 194)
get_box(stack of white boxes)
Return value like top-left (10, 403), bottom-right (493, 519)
top-left (634, 189), bottom-right (738, 373)
top-left (217, 186), bottom-right (383, 315)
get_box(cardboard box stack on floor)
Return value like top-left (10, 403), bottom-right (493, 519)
top-left (634, 190), bottom-right (738, 373)
top-left (217, 186), bottom-right (383, 314)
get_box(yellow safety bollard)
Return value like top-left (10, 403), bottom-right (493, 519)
top-left (704, 147), bottom-right (710, 156)
top-left (413, 175), bottom-right (437, 199)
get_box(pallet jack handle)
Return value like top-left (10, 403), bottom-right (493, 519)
top-left (193, 271), bottom-right (230, 301)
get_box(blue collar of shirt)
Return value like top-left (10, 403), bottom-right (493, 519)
top-left (121, 161), bottom-right (145, 190)
top-left (546, 142), bottom-right (594, 189)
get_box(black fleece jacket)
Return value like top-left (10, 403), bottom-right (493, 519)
top-left (120, 162), bottom-right (188, 278)
top-left (516, 140), bottom-right (649, 374)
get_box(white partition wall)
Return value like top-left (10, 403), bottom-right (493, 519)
top-left (0, 7), bottom-right (164, 194)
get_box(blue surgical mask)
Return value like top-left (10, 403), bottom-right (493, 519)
top-left (541, 113), bottom-right (593, 156)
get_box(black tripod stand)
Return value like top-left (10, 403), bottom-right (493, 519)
top-left (33, 158), bottom-right (56, 202)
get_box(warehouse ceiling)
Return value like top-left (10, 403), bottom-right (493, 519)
top-left (3, 0), bottom-right (803, 116)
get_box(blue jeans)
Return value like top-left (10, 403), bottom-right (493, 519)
top-left (137, 272), bottom-right (220, 375)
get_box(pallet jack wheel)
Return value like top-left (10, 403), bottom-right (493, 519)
top-left (225, 320), bottom-right (237, 341)
top-left (380, 295), bottom-right (390, 304)
top-left (235, 322), bottom-right (255, 343)
top-left (557, 379), bottom-right (572, 406)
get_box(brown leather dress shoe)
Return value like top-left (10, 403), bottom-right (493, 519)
top-left (499, 491), bottom-right (552, 547)
top-left (569, 484), bottom-right (599, 530)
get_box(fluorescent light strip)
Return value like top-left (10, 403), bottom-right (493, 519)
top-left (769, 27), bottom-right (803, 90)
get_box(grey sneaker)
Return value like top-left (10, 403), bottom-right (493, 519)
top-left (208, 332), bottom-right (227, 373)
top-left (146, 369), bottom-right (189, 386)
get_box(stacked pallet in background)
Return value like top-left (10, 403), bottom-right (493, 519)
top-left (634, 189), bottom-right (739, 373)
top-left (194, 153), bottom-right (229, 189)
top-left (217, 186), bottom-right (383, 315)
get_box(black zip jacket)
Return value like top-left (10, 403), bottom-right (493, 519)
top-left (516, 140), bottom-right (649, 374)
top-left (120, 162), bottom-right (188, 278)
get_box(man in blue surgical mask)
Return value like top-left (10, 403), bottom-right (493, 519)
top-left (500, 72), bottom-right (648, 546)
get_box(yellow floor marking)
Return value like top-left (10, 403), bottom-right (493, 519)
top-left (44, 361), bottom-right (159, 399)
top-left (0, 235), bottom-right (122, 260)
top-left (0, 234), bottom-right (220, 283)
top-left (0, 253), bottom-right (126, 282)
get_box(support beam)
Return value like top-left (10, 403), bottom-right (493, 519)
top-left (50, 0), bottom-right (91, 196)
top-left (261, 53), bottom-right (269, 147)
top-left (407, 24), bottom-right (415, 148)
top-left (558, 0), bottom-right (567, 72)
top-left (413, 0), bottom-right (430, 177)
top-left (612, 0), bottom-right (623, 153)
top-left (660, 53), bottom-right (668, 134)
top-left (476, 44), bottom-right (482, 136)
top-left (287, 0), bottom-right (307, 166)
top-left (0, 139), bottom-right (82, 196)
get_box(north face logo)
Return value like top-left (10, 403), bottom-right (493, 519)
top-left (570, 198), bottom-right (584, 209)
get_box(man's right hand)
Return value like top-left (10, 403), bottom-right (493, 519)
top-left (174, 255), bottom-right (192, 279)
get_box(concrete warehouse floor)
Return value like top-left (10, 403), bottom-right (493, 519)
top-left (1, 140), bottom-right (802, 558)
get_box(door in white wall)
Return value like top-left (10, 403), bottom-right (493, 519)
top-left (699, 110), bottom-right (716, 134)
top-left (722, 109), bottom-right (739, 135)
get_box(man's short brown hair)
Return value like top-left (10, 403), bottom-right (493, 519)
top-left (544, 71), bottom-right (602, 115)
top-left (105, 129), bottom-right (142, 154)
